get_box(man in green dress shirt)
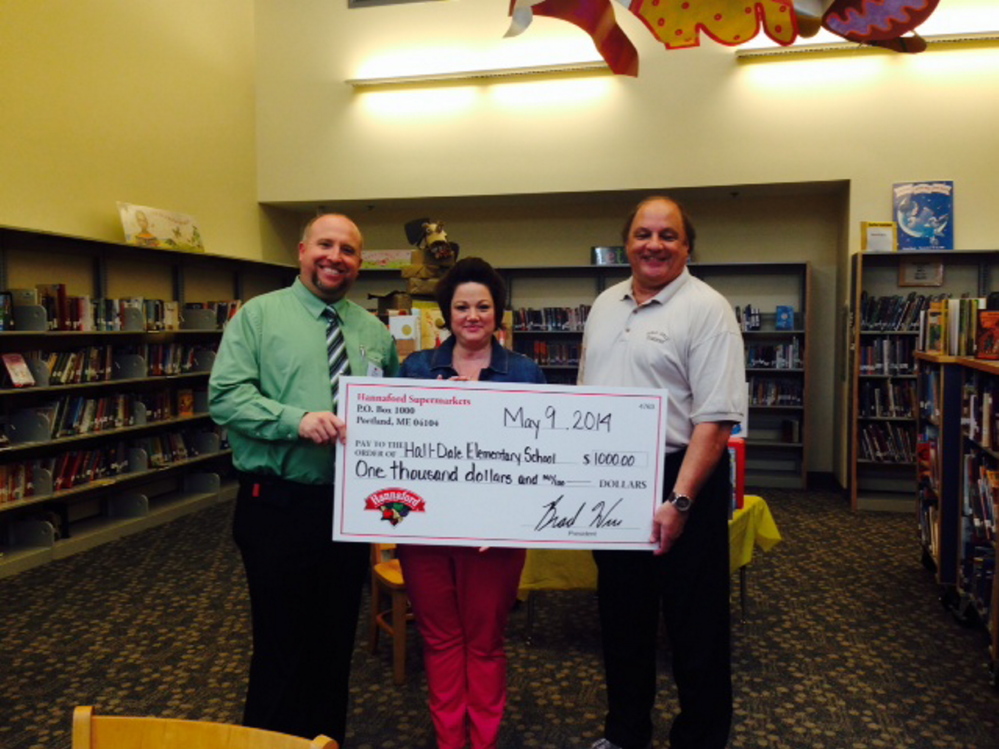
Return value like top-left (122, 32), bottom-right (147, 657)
top-left (210, 213), bottom-right (399, 744)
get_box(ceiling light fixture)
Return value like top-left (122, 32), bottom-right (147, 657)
top-left (346, 60), bottom-right (611, 88)
top-left (736, 30), bottom-right (999, 60)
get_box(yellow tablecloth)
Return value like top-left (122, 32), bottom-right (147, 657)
top-left (519, 495), bottom-right (782, 593)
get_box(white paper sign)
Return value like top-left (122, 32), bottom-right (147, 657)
top-left (333, 377), bottom-right (668, 550)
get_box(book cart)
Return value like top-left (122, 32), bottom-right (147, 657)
top-left (0, 225), bottom-right (296, 577)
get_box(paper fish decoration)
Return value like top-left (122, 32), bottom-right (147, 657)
top-left (507, 0), bottom-right (940, 75)
top-left (822, 0), bottom-right (939, 52)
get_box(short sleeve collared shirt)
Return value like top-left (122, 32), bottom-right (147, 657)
top-left (579, 267), bottom-right (746, 453)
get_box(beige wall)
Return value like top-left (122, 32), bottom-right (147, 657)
top-left (255, 0), bottom-right (999, 252)
top-left (3, 1), bottom-right (996, 482)
top-left (0, 0), bottom-right (267, 261)
top-left (256, 0), bottom-right (999, 481)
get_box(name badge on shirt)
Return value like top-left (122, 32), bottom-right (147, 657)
top-left (359, 346), bottom-right (383, 378)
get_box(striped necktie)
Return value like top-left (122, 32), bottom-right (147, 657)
top-left (324, 304), bottom-right (350, 410)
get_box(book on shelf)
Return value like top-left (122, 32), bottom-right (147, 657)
top-left (976, 310), bottom-right (999, 360)
top-left (2, 353), bottom-right (36, 388)
top-left (211, 300), bottom-right (242, 328)
top-left (893, 180), bottom-right (954, 251)
top-left (862, 291), bottom-right (938, 333)
top-left (177, 388), bottom-right (195, 418)
top-left (775, 305), bottom-right (795, 330)
top-left (983, 386), bottom-right (994, 448)
top-left (77, 399), bottom-right (98, 434)
top-left (66, 294), bottom-right (94, 331)
top-left (735, 304), bottom-right (760, 332)
top-left (513, 305), bottom-right (591, 332)
top-left (141, 299), bottom-right (162, 331)
top-left (746, 340), bottom-right (802, 369)
top-left (591, 245), bottom-right (625, 265)
top-left (137, 390), bottom-right (164, 422)
top-left (0, 291), bottom-right (12, 331)
top-left (36, 282), bottom-right (69, 330)
top-left (860, 378), bottom-right (916, 417)
top-left (945, 298), bottom-right (983, 357)
top-left (916, 440), bottom-right (938, 495)
top-left (163, 300), bottom-right (181, 330)
top-left (727, 437), bottom-right (745, 512)
top-left (859, 335), bottom-right (914, 376)
top-left (859, 421), bottom-right (915, 463)
top-left (747, 376), bottom-right (802, 406)
top-left (985, 470), bottom-right (999, 540)
top-left (924, 300), bottom-right (947, 354)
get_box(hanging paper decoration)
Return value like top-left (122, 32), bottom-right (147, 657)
top-left (822, 0), bottom-right (940, 52)
top-left (506, 0), bottom-right (941, 75)
top-left (628, 0), bottom-right (798, 49)
top-left (506, 0), bottom-right (640, 75)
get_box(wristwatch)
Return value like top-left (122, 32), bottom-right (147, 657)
top-left (666, 491), bottom-right (693, 512)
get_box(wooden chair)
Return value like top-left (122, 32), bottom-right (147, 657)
top-left (368, 542), bottom-right (414, 685)
top-left (72, 706), bottom-right (338, 749)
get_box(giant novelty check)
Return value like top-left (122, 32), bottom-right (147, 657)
top-left (332, 377), bottom-right (668, 550)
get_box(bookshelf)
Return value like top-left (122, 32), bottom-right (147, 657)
top-left (914, 352), bottom-right (962, 587)
top-left (0, 225), bottom-right (297, 578)
top-left (493, 261), bottom-right (812, 489)
top-left (501, 264), bottom-right (627, 386)
top-left (690, 263), bottom-right (811, 489)
top-left (953, 358), bottom-right (999, 685)
top-left (849, 251), bottom-right (999, 512)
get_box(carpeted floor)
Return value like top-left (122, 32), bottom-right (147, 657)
top-left (0, 488), bottom-right (997, 749)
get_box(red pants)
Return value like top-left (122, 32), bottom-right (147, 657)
top-left (398, 544), bottom-right (526, 749)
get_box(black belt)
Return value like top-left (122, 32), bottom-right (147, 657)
top-left (237, 471), bottom-right (333, 502)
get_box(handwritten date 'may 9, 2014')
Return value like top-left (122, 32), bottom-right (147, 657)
top-left (503, 406), bottom-right (612, 439)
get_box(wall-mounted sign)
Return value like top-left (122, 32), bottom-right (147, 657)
top-left (898, 259), bottom-right (945, 288)
top-left (118, 202), bottom-right (205, 253)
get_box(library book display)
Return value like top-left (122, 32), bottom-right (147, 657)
top-left (0, 225), bottom-right (296, 578)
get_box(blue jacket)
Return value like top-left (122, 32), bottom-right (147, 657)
top-left (399, 336), bottom-right (546, 384)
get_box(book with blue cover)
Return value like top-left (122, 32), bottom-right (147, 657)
top-left (775, 305), bottom-right (795, 330)
top-left (893, 181), bottom-right (954, 250)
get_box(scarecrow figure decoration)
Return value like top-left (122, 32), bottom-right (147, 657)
top-left (402, 217), bottom-right (460, 296)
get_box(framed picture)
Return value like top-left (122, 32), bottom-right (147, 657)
top-left (898, 259), bottom-right (944, 287)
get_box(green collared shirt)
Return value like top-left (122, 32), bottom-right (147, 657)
top-left (209, 277), bottom-right (399, 484)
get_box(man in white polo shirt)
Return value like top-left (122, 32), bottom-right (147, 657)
top-left (580, 196), bottom-right (746, 749)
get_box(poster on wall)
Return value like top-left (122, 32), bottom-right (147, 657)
top-left (117, 202), bottom-right (205, 253)
top-left (892, 181), bottom-right (954, 251)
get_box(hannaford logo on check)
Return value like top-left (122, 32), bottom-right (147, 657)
top-left (364, 488), bottom-right (426, 526)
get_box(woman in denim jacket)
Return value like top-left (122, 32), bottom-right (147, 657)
top-left (398, 257), bottom-right (545, 749)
